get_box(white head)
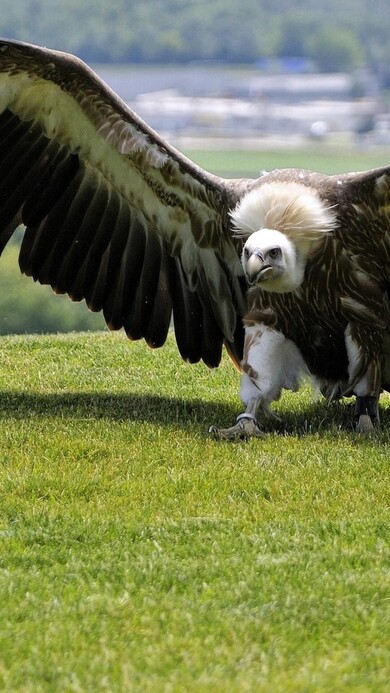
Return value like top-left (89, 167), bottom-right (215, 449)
top-left (241, 227), bottom-right (304, 292)
top-left (231, 181), bottom-right (336, 293)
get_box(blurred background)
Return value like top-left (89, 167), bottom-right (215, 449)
top-left (0, 0), bottom-right (389, 334)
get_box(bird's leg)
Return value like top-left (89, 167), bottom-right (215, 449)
top-left (352, 363), bottom-right (381, 433)
top-left (209, 324), bottom-right (306, 440)
top-left (354, 395), bottom-right (379, 433)
top-left (345, 324), bottom-right (382, 433)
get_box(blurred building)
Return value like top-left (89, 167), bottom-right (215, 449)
top-left (96, 63), bottom-right (388, 146)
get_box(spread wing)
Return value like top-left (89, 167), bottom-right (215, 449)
top-left (327, 166), bottom-right (390, 277)
top-left (0, 39), bottom-right (250, 366)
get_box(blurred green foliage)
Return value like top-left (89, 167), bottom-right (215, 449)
top-left (0, 240), bottom-right (105, 335)
top-left (0, 0), bottom-right (388, 75)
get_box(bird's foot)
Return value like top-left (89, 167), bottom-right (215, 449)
top-left (355, 396), bottom-right (379, 434)
top-left (209, 414), bottom-right (263, 441)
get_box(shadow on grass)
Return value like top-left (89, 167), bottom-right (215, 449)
top-left (0, 390), bottom-right (233, 427)
top-left (1, 389), bottom-right (389, 438)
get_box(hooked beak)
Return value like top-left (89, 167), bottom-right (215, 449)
top-left (245, 252), bottom-right (273, 285)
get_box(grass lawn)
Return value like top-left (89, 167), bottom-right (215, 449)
top-left (0, 331), bottom-right (389, 692)
top-left (182, 144), bottom-right (389, 178)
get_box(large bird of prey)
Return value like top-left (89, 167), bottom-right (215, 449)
top-left (0, 38), bottom-right (389, 438)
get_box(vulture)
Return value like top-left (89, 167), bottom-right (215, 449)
top-left (0, 38), bottom-right (389, 439)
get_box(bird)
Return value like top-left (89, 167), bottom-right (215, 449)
top-left (0, 38), bottom-right (389, 439)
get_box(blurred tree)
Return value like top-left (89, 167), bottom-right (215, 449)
top-left (0, 244), bottom-right (105, 335)
top-left (0, 0), bottom-right (385, 70)
top-left (307, 28), bottom-right (363, 72)
top-left (277, 13), bottom-right (318, 58)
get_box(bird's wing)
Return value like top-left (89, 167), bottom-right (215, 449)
top-left (323, 167), bottom-right (390, 281)
top-left (325, 167), bottom-right (390, 390)
top-left (0, 39), bottom-right (250, 366)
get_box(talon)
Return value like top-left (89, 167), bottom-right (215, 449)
top-left (209, 417), bottom-right (263, 440)
top-left (208, 425), bottom-right (219, 436)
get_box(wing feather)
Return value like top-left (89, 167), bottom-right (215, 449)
top-left (0, 38), bottom-right (247, 365)
top-left (326, 167), bottom-right (390, 279)
top-left (139, 251), bottom-right (173, 349)
top-left (0, 114), bottom-right (54, 245)
top-left (23, 148), bottom-right (80, 228)
top-left (27, 166), bottom-right (93, 284)
top-left (122, 230), bottom-right (163, 339)
top-left (84, 197), bottom-right (132, 310)
top-left (168, 255), bottom-right (227, 367)
top-left (101, 214), bottom-right (148, 328)
top-left (54, 181), bottom-right (111, 297)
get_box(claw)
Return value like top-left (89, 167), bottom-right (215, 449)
top-left (209, 417), bottom-right (263, 441)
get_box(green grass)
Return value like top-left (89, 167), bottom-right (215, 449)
top-left (183, 144), bottom-right (390, 177)
top-left (0, 331), bottom-right (389, 692)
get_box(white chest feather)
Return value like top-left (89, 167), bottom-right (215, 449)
top-left (240, 324), bottom-right (308, 412)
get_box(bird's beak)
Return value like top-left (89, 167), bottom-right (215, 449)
top-left (245, 252), bottom-right (273, 285)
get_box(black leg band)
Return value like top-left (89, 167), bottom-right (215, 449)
top-left (354, 396), bottom-right (378, 418)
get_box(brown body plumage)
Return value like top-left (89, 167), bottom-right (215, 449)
top-left (0, 39), bottom-right (389, 437)
top-left (242, 168), bottom-right (390, 395)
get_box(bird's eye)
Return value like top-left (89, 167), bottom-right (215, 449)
top-left (268, 247), bottom-right (280, 259)
top-left (243, 247), bottom-right (250, 259)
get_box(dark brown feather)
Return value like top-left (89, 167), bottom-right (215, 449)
top-left (83, 196), bottom-right (132, 310)
top-left (101, 215), bottom-right (148, 330)
top-left (122, 230), bottom-right (163, 340)
top-left (54, 180), bottom-right (111, 297)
